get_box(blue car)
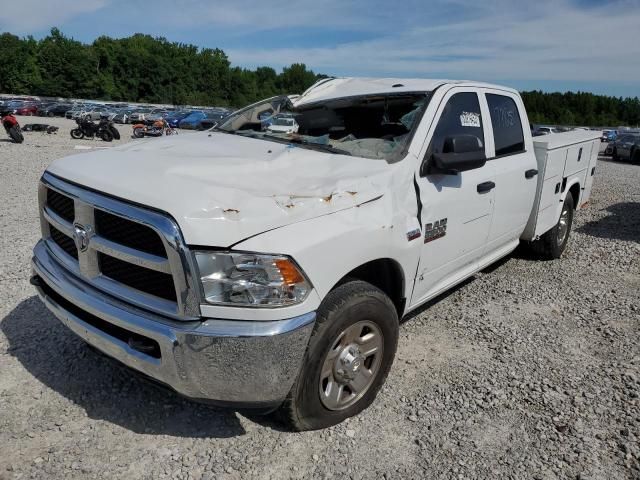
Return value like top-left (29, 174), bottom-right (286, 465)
top-left (166, 111), bottom-right (192, 128)
top-left (178, 111), bottom-right (206, 129)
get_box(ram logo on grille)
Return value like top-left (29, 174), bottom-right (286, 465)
top-left (73, 224), bottom-right (93, 252)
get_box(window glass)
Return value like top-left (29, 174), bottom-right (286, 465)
top-left (428, 92), bottom-right (484, 157)
top-left (487, 93), bottom-right (525, 156)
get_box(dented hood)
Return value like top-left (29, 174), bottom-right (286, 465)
top-left (47, 132), bottom-right (392, 246)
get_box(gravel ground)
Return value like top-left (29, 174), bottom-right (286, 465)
top-left (0, 118), bottom-right (638, 479)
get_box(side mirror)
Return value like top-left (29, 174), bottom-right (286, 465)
top-left (423, 134), bottom-right (486, 175)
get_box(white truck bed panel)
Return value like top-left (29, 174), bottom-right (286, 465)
top-left (522, 131), bottom-right (601, 240)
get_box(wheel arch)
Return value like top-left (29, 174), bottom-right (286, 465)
top-left (331, 258), bottom-right (406, 317)
top-left (567, 181), bottom-right (580, 210)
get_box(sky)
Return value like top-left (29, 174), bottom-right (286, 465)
top-left (0, 0), bottom-right (638, 97)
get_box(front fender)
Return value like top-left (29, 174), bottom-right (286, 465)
top-left (234, 194), bottom-right (421, 305)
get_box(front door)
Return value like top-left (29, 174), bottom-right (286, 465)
top-left (411, 89), bottom-right (495, 307)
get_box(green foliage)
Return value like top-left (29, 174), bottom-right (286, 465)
top-left (0, 28), bottom-right (324, 108)
top-left (521, 90), bottom-right (640, 127)
top-left (0, 29), bottom-right (638, 125)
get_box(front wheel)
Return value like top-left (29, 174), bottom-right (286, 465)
top-left (280, 280), bottom-right (398, 431)
top-left (8, 126), bottom-right (23, 144)
top-left (531, 192), bottom-right (574, 259)
top-left (133, 127), bottom-right (145, 138)
top-left (70, 128), bottom-right (84, 139)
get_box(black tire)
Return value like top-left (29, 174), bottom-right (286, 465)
top-left (280, 280), bottom-right (399, 431)
top-left (70, 128), bottom-right (84, 139)
top-left (109, 125), bottom-right (120, 140)
top-left (612, 148), bottom-right (619, 161)
top-left (531, 192), bottom-right (574, 259)
top-left (100, 129), bottom-right (113, 142)
top-left (47, 111), bottom-right (54, 117)
top-left (631, 147), bottom-right (640, 164)
top-left (133, 127), bottom-right (145, 138)
top-left (8, 126), bottom-right (23, 144)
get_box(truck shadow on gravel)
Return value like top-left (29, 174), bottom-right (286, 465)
top-left (577, 202), bottom-right (640, 243)
top-left (1, 296), bottom-right (257, 438)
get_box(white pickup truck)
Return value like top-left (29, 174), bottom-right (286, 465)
top-left (31, 78), bottom-right (600, 430)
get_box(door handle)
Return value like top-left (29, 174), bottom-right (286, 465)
top-left (525, 169), bottom-right (538, 179)
top-left (477, 181), bottom-right (495, 193)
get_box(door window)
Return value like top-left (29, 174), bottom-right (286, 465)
top-left (486, 93), bottom-right (525, 156)
top-left (427, 92), bottom-right (484, 158)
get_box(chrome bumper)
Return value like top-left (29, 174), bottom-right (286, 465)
top-left (31, 240), bottom-right (315, 408)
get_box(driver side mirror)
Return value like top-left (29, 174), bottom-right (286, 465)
top-left (422, 134), bottom-right (486, 175)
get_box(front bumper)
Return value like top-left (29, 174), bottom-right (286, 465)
top-left (31, 240), bottom-right (315, 408)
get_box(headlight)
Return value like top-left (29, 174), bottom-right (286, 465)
top-left (194, 251), bottom-right (311, 307)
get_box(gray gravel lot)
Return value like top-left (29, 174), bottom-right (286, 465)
top-left (0, 117), bottom-right (638, 479)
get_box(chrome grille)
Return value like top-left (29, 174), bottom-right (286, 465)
top-left (39, 172), bottom-right (200, 320)
top-left (47, 189), bottom-right (75, 223)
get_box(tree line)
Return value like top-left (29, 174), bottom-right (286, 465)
top-left (0, 28), bottom-right (638, 126)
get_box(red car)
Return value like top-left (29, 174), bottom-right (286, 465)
top-left (15, 104), bottom-right (38, 116)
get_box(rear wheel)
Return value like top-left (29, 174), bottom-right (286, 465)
top-left (109, 125), bottom-right (120, 140)
top-left (100, 129), bottom-right (113, 142)
top-left (8, 126), bottom-right (23, 144)
top-left (70, 128), bottom-right (84, 139)
top-left (280, 280), bottom-right (398, 431)
top-left (612, 148), bottom-right (619, 161)
top-left (133, 127), bottom-right (145, 138)
top-left (531, 192), bottom-right (574, 259)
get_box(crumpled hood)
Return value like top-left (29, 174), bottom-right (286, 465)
top-left (47, 132), bottom-right (392, 246)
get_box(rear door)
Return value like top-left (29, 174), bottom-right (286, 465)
top-left (411, 88), bottom-right (496, 305)
top-left (482, 91), bottom-right (538, 254)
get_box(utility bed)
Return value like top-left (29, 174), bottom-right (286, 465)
top-left (522, 130), bottom-right (600, 240)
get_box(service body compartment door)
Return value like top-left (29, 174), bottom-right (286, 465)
top-left (534, 149), bottom-right (566, 238)
top-left (580, 140), bottom-right (599, 208)
top-left (524, 131), bottom-right (601, 239)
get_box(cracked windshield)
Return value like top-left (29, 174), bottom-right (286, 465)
top-left (217, 93), bottom-right (430, 161)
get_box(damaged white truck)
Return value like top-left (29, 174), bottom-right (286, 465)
top-left (31, 78), bottom-right (600, 430)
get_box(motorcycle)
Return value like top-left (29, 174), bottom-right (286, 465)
top-left (1, 110), bottom-right (24, 143)
top-left (70, 117), bottom-right (118, 142)
top-left (132, 119), bottom-right (176, 138)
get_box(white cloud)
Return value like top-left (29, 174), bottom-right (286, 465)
top-left (1, 0), bottom-right (637, 92)
top-left (222, 0), bottom-right (640, 86)
top-left (0, 0), bottom-right (108, 33)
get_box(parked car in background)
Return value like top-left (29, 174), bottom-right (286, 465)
top-left (129, 108), bottom-right (153, 123)
top-left (66, 105), bottom-right (88, 119)
top-left (178, 111), bottom-right (207, 129)
top-left (38, 103), bottom-right (72, 117)
top-left (166, 111), bottom-right (191, 128)
top-left (4, 100), bottom-right (27, 113)
top-left (82, 106), bottom-right (108, 121)
top-left (266, 114), bottom-right (299, 134)
top-left (112, 109), bottom-right (133, 124)
top-left (610, 133), bottom-right (640, 162)
top-left (601, 130), bottom-right (617, 142)
top-left (196, 110), bottom-right (230, 130)
top-left (533, 126), bottom-right (559, 136)
top-left (146, 108), bottom-right (176, 122)
top-left (15, 104), bottom-right (39, 116)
